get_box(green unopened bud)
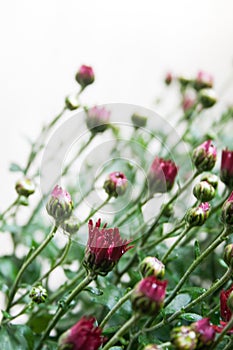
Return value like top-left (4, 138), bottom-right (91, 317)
top-left (221, 192), bottom-right (233, 226)
top-left (192, 140), bottom-right (217, 173)
top-left (65, 95), bottom-right (80, 111)
top-left (186, 203), bottom-right (211, 227)
top-left (171, 326), bottom-right (198, 350)
top-left (224, 244), bottom-right (233, 267)
top-left (131, 113), bottom-right (147, 129)
top-left (227, 291), bottom-right (233, 312)
top-left (201, 174), bottom-right (218, 190)
top-left (143, 345), bottom-right (160, 350)
top-left (46, 185), bottom-right (73, 225)
top-left (140, 257), bottom-right (165, 279)
top-left (193, 181), bottom-right (216, 201)
top-left (198, 88), bottom-right (217, 108)
top-left (178, 74), bottom-right (192, 88)
top-left (15, 178), bottom-right (35, 197)
top-left (29, 285), bottom-right (47, 304)
top-left (61, 215), bottom-right (80, 234)
top-left (103, 172), bottom-right (128, 198)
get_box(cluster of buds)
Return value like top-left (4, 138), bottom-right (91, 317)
top-left (213, 284), bottom-right (233, 334)
top-left (140, 256), bottom-right (165, 279)
top-left (193, 180), bottom-right (216, 202)
top-left (186, 202), bottom-right (211, 227)
top-left (103, 171), bottom-right (128, 198)
top-left (83, 219), bottom-right (133, 276)
top-left (131, 276), bottom-right (167, 316)
top-left (86, 106), bottom-right (110, 134)
top-left (15, 178), bottom-right (35, 197)
top-left (148, 157), bottom-right (178, 194)
top-left (220, 149), bottom-right (233, 188)
top-left (29, 285), bottom-right (48, 304)
top-left (131, 113), bottom-right (147, 129)
top-left (171, 318), bottom-right (215, 349)
top-left (221, 191), bottom-right (233, 226)
top-left (75, 65), bottom-right (95, 89)
top-left (58, 317), bottom-right (106, 350)
top-left (192, 140), bottom-right (217, 173)
top-left (46, 185), bottom-right (73, 226)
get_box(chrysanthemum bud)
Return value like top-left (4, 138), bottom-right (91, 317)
top-left (65, 95), bottom-right (80, 111)
top-left (164, 72), bottom-right (173, 85)
top-left (171, 326), bottom-right (198, 350)
top-left (186, 202), bottom-right (211, 227)
top-left (191, 318), bottom-right (215, 347)
top-left (75, 65), bottom-right (95, 88)
top-left (86, 106), bottom-right (110, 134)
top-left (131, 113), bottom-right (147, 129)
top-left (140, 257), bottom-right (165, 279)
top-left (61, 215), bottom-right (80, 234)
top-left (192, 140), bottom-right (217, 172)
top-left (46, 185), bottom-right (73, 225)
top-left (220, 149), bottom-right (233, 188)
top-left (201, 173), bottom-right (218, 190)
top-left (182, 95), bottom-right (196, 112)
top-left (178, 74), bottom-right (192, 88)
top-left (193, 181), bottom-right (216, 202)
top-left (148, 157), bottom-right (178, 194)
top-left (15, 178), bottom-right (35, 197)
top-left (227, 291), bottom-right (233, 313)
top-left (224, 244), bottom-right (233, 267)
top-left (221, 192), bottom-right (233, 226)
top-left (131, 276), bottom-right (167, 316)
top-left (103, 172), bottom-right (128, 198)
top-left (83, 219), bottom-right (133, 276)
top-left (29, 285), bottom-right (47, 304)
top-left (198, 88), bottom-right (217, 108)
top-left (193, 71), bottom-right (213, 90)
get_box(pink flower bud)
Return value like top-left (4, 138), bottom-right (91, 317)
top-left (83, 219), bottom-right (133, 276)
top-left (103, 171), bottom-right (128, 197)
top-left (131, 276), bottom-right (167, 316)
top-left (58, 317), bottom-right (106, 350)
top-left (220, 149), bottom-right (233, 187)
top-left (86, 106), bottom-right (110, 134)
top-left (75, 65), bottom-right (95, 88)
top-left (186, 202), bottom-right (211, 227)
top-left (191, 318), bottom-right (215, 346)
top-left (182, 95), bottom-right (196, 112)
top-left (164, 71), bottom-right (173, 85)
top-left (46, 185), bottom-right (73, 225)
top-left (194, 70), bottom-right (214, 90)
top-left (192, 140), bottom-right (217, 172)
top-left (148, 157), bottom-right (178, 194)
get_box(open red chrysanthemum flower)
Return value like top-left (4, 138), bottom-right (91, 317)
top-left (58, 316), bottom-right (106, 350)
top-left (83, 218), bottom-right (133, 275)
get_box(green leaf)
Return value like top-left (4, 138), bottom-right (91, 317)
top-left (180, 286), bottom-right (206, 299)
top-left (165, 293), bottom-right (191, 315)
top-left (0, 324), bottom-right (35, 350)
top-left (180, 313), bottom-right (202, 322)
top-left (9, 163), bottom-right (23, 172)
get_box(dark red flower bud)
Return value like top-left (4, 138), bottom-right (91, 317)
top-left (164, 72), bottom-right (173, 85)
top-left (192, 140), bottom-right (217, 172)
top-left (58, 317), bottom-right (106, 350)
top-left (148, 157), bottom-right (178, 194)
top-left (131, 276), bottom-right (167, 316)
top-left (75, 65), bottom-right (95, 88)
top-left (83, 219), bottom-right (133, 276)
top-left (220, 149), bottom-right (233, 188)
top-left (220, 284), bottom-right (233, 322)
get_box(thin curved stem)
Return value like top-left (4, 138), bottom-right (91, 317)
top-left (36, 274), bottom-right (93, 350)
top-left (100, 290), bottom-right (133, 329)
top-left (5, 225), bottom-right (57, 312)
top-left (161, 225), bottom-right (190, 263)
top-left (101, 314), bottom-right (140, 350)
top-left (79, 196), bottom-right (111, 227)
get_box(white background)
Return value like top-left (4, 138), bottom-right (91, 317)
top-left (0, 0), bottom-right (233, 206)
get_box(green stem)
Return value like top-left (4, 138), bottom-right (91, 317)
top-left (161, 226), bottom-right (190, 263)
top-left (164, 226), bottom-right (231, 307)
top-left (100, 290), bottom-right (133, 329)
top-left (145, 267), bottom-right (232, 333)
top-left (39, 236), bottom-right (72, 282)
top-left (36, 274), bottom-right (93, 350)
top-left (5, 225), bottom-right (57, 312)
top-left (3, 303), bottom-right (32, 325)
top-left (0, 196), bottom-right (20, 220)
top-left (101, 314), bottom-right (140, 350)
top-left (211, 315), bottom-right (233, 349)
top-left (79, 196), bottom-right (111, 226)
top-left (222, 338), bottom-right (233, 350)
